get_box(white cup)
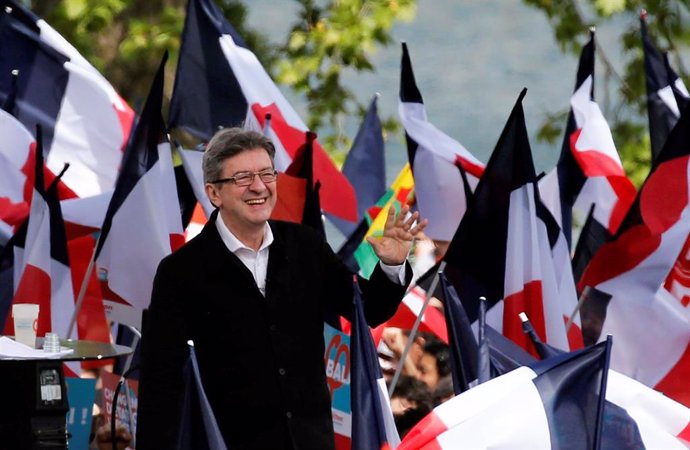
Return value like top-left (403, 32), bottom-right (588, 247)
top-left (12, 303), bottom-right (39, 348)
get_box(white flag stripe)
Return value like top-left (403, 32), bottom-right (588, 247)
top-left (96, 146), bottom-right (181, 313)
top-left (572, 177), bottom-right (619, 231)
top-left (218, 36), bottom-right (307, 131)
top-left (178, 148), bottom-right (214, 218)
top-left (435, 377), bottom-right (551, 449)
top-left (571, 76), bottom-right (624, 169)
top-left (48, 61), bottom-right (128, 197)
top-left (607, 370), bottom-right (690, 449)
top-left (504, 185), bottom-right (572, 349)
top-left (20, 191), bottom-right (51, 279)
top-left (0, 109), bottom-right (34, 170)
top-left (399, 102), bottom-right (484, 167)
top-left (412, 147), bottom-right (470, 241)
top-left (659, 86), bottom-right (682, 117)
top-left (60, 189), bottom-right (114, 229)
top-left (36, 20), bottom-right (130, 112)
top-left (597, 159), bottom-right (690, 386)
top-left (402, 366), bottom-right (690, 449)
top-left (376, 377), bottom-right (401, 448)
top-left (50, 260), bottom-right (76, 339)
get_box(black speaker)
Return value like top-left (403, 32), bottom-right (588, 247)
top-left (0, 360), bottom-right (69, 449)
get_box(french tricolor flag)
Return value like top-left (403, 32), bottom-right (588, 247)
top-left (0, 1), bottom-right (134, 198)
top-left (351, 281), bottom-right (400, 450)
top-left (398, 43), bottom-right (484, 241)
top-left (579, 98), bottom-right (690, 408)
top-left (398, 340), bottom-right (690, 449)
top-left (0, 108), bottom-right (35, 243)
top-left (2, 126), bottom-right (76, 340)
top-left (641, 11), bottom-right (690, 161)
top-left (168, 0), bottom-right (357, 223)
top-left (539, 30), bottom-right (635, 252)
top-left (95, 54), bottom-right (184, 328)
top-left (443, 89), bottom-right (577, 356)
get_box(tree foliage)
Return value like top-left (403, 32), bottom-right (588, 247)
top-left (275, 0), bottom-right (416, 157)
top-left (26, 0), bottom-right (416, 157)
top-left (523, 0), bottom-right (690, 185)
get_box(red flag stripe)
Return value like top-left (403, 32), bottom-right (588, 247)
top-left (502, 280), bottom-right (546, 356)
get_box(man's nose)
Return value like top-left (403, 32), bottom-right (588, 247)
top-left (248, 173), bottom-right (266, 190)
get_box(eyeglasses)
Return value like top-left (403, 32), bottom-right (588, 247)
top-left (211, 169), bottom-right (278, 187)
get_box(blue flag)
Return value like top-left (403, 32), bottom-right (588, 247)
top-left (328, 95), bottom-right (386, 237)
top-left (350, 281), bottom-right (399, 450)
top-left (177, 344), bottom-right (228, 450)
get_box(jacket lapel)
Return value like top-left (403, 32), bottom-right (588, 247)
top-left (200, 210), bottom-right (262, 296)
top-left (265, 221), bottom-right (290, 303)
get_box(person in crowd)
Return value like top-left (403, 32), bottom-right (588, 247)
top-left (136, 128), bottom-right (427, 450)
top-left (431, 374), bottom-right (455, 407)
top-left (390, 375), bottom-right (433, 437)
top-left (416, 336), bottom-right (451, 391)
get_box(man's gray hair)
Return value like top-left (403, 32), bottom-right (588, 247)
top-left (202, 128), bottom-right (276, 184)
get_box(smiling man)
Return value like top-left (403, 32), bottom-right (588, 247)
top-left (136, 128), bottom-right (427, 450)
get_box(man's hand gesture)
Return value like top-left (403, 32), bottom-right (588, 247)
top-left (367, 204), bottom-right (428, 266)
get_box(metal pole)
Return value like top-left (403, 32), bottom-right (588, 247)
top-left (388, 261), bottom-right (446, 397)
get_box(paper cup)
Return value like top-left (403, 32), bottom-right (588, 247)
top-left (12, 303), bottom-right (39, 348)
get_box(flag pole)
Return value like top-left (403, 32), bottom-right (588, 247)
top-left (65, 244), bottom-right (99, 339)
top-left (388, 260), bottom-right (446, 397)
top-left (565, 286), bottom-right (591, 333)
top-left (119, 325), bottom-right (142, 375)
top-left (593, 335), bottom-right (613, 450)
top-left (477, 296), bottom-right (490, 384)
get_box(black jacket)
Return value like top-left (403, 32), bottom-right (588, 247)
top-left (137, 212), bottom-right (410, 449)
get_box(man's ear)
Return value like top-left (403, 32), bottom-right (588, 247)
top-left (205, 183), bottom-right (219, 208)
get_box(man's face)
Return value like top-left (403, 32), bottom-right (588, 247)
top-left (205, 147), bottom-right (277, 234)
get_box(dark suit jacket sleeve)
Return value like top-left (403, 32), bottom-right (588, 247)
top-left (136, 256), bottom-right (190, 450)
top-left (317, 232), bottom-right (412, 327)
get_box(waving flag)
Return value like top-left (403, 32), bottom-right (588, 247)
top-left (0, 108), bottom-right (35, 243)
top-left (0, 1), bottom-right (133, 198)
top-left (443, 89), bottom-right (575, 356)
top-left (95, 54), bottom-right (184, 327)
top-left (1, 127), bottom-right (76, 339)
top-left (401, 337), bottom-right (690, 449)
top-left (539, 30), bottom-right (635, 250)
top-left (641, 11), bottom-right (690, 161)
top-left (439, 272), bottom-right (479, 393)
top-left (169, 0), bottom-right (356, 222)
top-left (578, 99), bottom-right (690, 407)
top-left (177, 344), bottom-right (228, 450)
top-left (329, 95), bottom-right (387, 237)
top-left (398, 340), bottom-right (615, 450)
top-left (0, 105), bottom-right (101, 243)
top-left (384, 286), bottom-right (448, 345)
top-left (351, 282), bottom-right (400, 450)
top-left (353, 164), bottom-right (414, 279)
top-left (399, 43), bottom-right (484, 241)
top-left (284, 132), bottom-right (326, 236)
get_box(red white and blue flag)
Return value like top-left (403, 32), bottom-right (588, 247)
top-left (168, 0), bottom-right (357, 223)
top-left (539, 30), bottom-right (635, 252)
top-left (578, 99), bottom-right (690, 407)
top-left (641, 11), bottom-right (690, 161)
top-left (399, 43), bottom-right (484, 241)
top-left (398, 340), bottom-right (690, 449)
top-left (1, 127), bottom-right (77, 340)
top-left (442, 89), bottom-right (578, 356)
top-left (328, 95), bottom-right (387, 238)
top-left (351, 282), bottom-right (400, 450)
top-left (0, 0), bottom-right (134, 198)
top-left (95, 54), bottom-right (184, 328)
